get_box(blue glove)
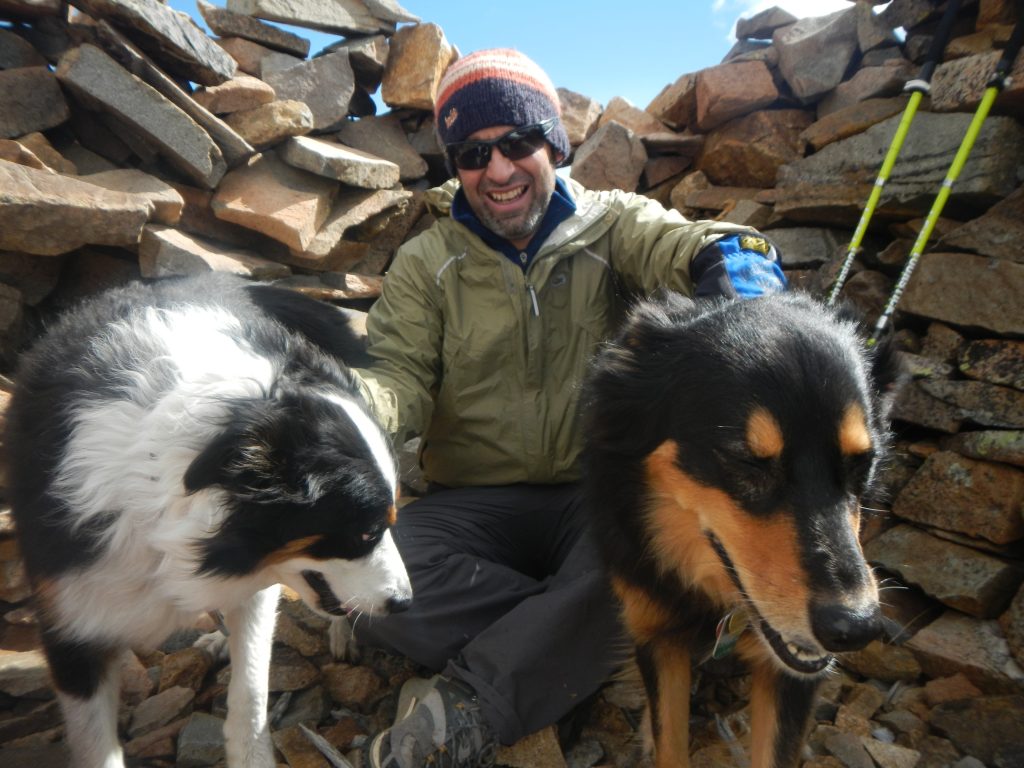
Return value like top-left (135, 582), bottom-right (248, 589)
top-left (690, 234), bottom-right (787, 299)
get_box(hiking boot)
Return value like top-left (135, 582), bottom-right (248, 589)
top-left (366, 675), bottom-right (497, 768)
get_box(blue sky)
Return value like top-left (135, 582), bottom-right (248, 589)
top-left (170, 0), bottom-right (857, 109)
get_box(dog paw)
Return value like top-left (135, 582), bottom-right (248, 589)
top-left (193, 630), bottom-right (230, 662)
top-left (226, 743), bottom-right (276, 768)
top-left (328, 616), bottom-right (361, 662)
top-left (225, 727), bottom-right (276, 768)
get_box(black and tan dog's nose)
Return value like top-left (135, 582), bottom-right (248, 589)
top-left (811, 602), bottom-right (882, 652)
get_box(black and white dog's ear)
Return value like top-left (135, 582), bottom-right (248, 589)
top-left (183, 424), bottom-right (249, 494)
top-left (183, 406), bottom-right (280, 495)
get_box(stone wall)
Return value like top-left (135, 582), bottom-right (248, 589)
top-left (0, 0), bottom-right (1023, 765)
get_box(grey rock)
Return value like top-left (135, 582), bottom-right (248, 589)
top-left (223, 98), bottom-right (313, 150)
top-left (197, 0), bottom-right (309, 57)
top-left (736, 6), bottom-right (796, 40)
top-left (139, 224), bottom-right (291, 280)
top-left (0, 650), bottom-right (51, 699)
top-left (0, 66), bottom-right (68, 139)
top-left (942, 430), bottom-right (1024, 469)
top-left (127, 685), bottom-right (194, 738)
top-left (91, 20), bottom-right (255, 169)
top-left (56, 44), bottom-right (226, 188)
top-left (959, 340), bottom-right (1024, 390)
top-left (908, 611), bottom-right (1024, 694)
top-left (291, 186), bottom-right (411, 266)
top-left (866, 524), bottom-right (1024, 619)
top-left (81, 168), bottom-right (184, 225)
top-left (176, 712), bottom-right (225, 768)
top-left (263, 49), bottom-right (354, 132)
top-left (899, 252), bottom-right (1024, 337)
top-left (0, 251), bottom-right (62, 306)
top-left (774, 8), bottom-right (859, 103)
top-left (274, 684), bottom-right (331, 730)
top-left (0, 158), bottom-right (150, 255)
top-left (775, 114), bottom-right (1024, 225)
top-left (72, 0), bottom-right (236, 86)
top-left (764, 226), bottom-right (848, 268)
top-left (333, 113), bottom-right (428, 181)
top-left (319, 34), bottom-right (388, 92)
top-left (570, 121), bottom-right (647, 192)
top-left (940, 185), bottom-right (1024, 264)
top-left (824, 730), bottom-right (875, 768)
top-left (280, 135), bottom-right (399, 189)
top-left (893, 450), bottom-right (1024, 545)
top-left (929, 695), bottom-right (1024, 765)
top-left (226, 0), bottom-right (394, 36)
top-left (918, 379), bottom-right (1024, 429)
top-left (0, 27), bottom-right (48, 68)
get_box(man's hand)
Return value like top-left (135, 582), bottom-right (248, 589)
top-left (690, 234), bottom-right (787, 299)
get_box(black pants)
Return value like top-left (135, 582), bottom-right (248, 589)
top-left (355, 483), bottom-right (626, 745)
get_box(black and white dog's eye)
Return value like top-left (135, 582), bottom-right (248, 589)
top-left (360, 527), bottom-right (384, 544)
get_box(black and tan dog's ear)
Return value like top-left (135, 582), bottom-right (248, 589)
top-left (650, 287), bottom-right (700, 321)
top-left (621, 289), bottom-right (701, 347)
top-left (865, 331), bottom-right (907, 418)
top-left (829, 299), bottom-right (907, 418)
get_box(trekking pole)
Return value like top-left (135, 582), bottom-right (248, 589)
top-left (868, 10), bottom-right (1024, 344)
top-left (827, 0), bottom-right (963, 305)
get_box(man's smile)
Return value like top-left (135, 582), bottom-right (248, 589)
top-left (487, 185), bottom-right (529, 204)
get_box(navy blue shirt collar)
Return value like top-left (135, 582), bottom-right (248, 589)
top-left (450, 176), bottom-right (577, 271)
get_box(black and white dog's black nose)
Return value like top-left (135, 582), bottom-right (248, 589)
top-left (386, 594), bottom-right (413, 614)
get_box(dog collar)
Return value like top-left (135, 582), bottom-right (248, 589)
top-left (711, 607), bottom-right (750, 660)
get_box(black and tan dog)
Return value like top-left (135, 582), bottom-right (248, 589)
top-left (583, 291), bottom-right (901, 768)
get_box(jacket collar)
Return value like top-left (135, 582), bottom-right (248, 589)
top-left (427, 176), bottom-right (614, 260)
top-left (446, 177), bottom-right (575, 269)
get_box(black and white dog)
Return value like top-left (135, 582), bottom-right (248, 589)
top-left (5, 273), bottom-right (412, 768)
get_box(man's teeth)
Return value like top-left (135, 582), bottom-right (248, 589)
top-left (490, 187), bottom-right (524, 202)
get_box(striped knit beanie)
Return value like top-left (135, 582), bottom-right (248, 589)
top-left (434, 48), bottom-right (570, 162)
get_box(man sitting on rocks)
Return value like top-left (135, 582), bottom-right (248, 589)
top-left (351, 47), bottom-right (787, 768)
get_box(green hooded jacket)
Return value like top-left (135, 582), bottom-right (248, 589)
top-left (354, 178), bottom-right (752, 488)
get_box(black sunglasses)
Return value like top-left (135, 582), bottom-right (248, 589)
top-left (446, 118), bottom-right (557, 171)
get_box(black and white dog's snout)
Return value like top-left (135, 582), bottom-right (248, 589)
top-left (302, 569), bottom-right (412, 617)
top-left (303, 570), bottom-right (347, 616)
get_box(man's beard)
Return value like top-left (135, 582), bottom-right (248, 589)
top-left (477, 183), bottom-right (554, 245)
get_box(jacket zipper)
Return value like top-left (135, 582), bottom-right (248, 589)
top-left (526, 283), bottom-right (540, 317)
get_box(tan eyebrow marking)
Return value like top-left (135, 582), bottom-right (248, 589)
top-left (839, 403), bottom-right (872, 455)
top-left (746, 408), bottom-right (784, 459)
